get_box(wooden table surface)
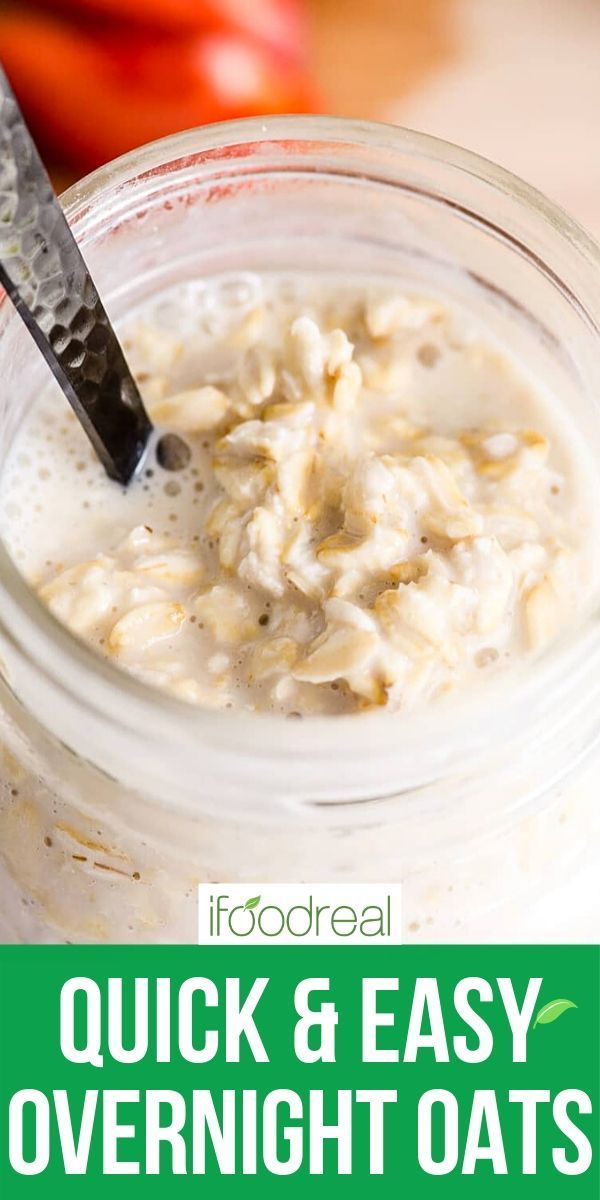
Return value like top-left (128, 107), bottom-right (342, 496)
top-left (307, 0), bottom-right (600, 238)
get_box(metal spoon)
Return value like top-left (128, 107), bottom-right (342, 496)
top-left (0, 67), bottom-right (152, 485)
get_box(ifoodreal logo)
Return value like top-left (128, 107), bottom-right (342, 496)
top-left (197, 884), bottom-right (402, 945)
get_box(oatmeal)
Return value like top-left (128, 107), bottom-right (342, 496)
top-left (1, 274), bottom-right (596, 715)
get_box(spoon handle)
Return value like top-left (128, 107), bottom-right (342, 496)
top-left (0, 68), bottom-right (152, 485)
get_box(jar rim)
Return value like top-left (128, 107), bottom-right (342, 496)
top-left (1, 114), bottom-right (600, 798)
top-left (60, 113), bottom-right (600, 270)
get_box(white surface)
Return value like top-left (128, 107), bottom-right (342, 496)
top-left (391, 0), bottom-right (600, 238)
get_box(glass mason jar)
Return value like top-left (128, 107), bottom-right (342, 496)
top-left (1, 116), bottom-right (600, 945)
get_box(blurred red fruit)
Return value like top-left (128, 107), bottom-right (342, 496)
top-left (0, 9), bottom-right (315, 172)
top-left (24, 0), bottom-right (306, 63)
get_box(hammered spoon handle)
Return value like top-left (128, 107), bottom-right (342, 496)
top-left (0, 67), bottom-right (152, 485)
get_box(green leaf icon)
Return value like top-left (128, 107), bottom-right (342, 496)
top-left (533, 998), bottom-right (577, 1028)
top-left (244, 895), bottom-right (261, 911)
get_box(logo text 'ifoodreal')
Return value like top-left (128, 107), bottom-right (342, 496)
top-left (197, 884), bottom-right (402, 945)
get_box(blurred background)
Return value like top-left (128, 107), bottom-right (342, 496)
top-left (1, 0), bottom-right (599, 235)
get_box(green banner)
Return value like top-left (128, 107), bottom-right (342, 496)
top-left (0, 945), bottom-right (598, 1195)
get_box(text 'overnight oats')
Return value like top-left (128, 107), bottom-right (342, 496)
top-left (1, 273), bottom-right (597, 715)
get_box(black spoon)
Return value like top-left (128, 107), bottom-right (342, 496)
top-left (0, 66), bottom-right (153, 485)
